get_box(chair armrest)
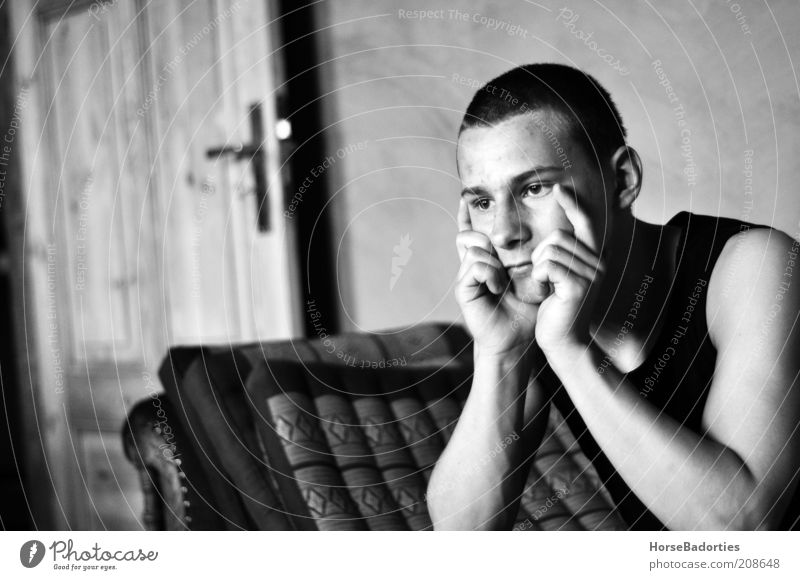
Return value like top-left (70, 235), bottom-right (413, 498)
top-left (121, 395), bottom-right (226, 530)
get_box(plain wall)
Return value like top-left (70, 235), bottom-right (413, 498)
top-left (311, 0), bottom-right (800, 332)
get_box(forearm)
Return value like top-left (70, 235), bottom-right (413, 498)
top-left (547, 342), bottom-right (761, 530)
top-left (428, 347), bottom-right (535, 530)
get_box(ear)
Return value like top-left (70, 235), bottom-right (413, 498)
top-left (609, 145), bottom-right (642, 210)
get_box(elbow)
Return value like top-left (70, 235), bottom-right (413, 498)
top-left (426, 460), bottom-right (521, 530)
top-left (425, 482), bottom-right (481, 531)
top-left (720, 513), bottom-right (774, 532)
top-left (708, 460), bottom-right (787, 530)
top-left (428, 503), bottom-right (516, 531)
top-left (731, 480), bottom-right (791, 530)
top-left (426, 478), bottom-right (512, 531)
top-left (426, 472), bottom-right (459, 530)
top-left (741, 505), bottom-right (784, 531)
top-left (714, 498), bottom-right (782, 531)
top-left (427, 500), bottom-right (472, 531)
top-left (425, 490), bottom-right (450, 530)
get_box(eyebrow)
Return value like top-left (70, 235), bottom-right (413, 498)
top-left (460, 165), bottom-right (564, 198)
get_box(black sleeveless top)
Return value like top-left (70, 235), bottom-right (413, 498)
top-left (540, 211), bottom-right (799, 530)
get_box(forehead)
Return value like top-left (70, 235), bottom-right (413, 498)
top-left (457, 111), bottom-right (574, 186)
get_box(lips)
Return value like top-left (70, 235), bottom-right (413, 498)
top-left (506, 262), bottom-right (533, 278)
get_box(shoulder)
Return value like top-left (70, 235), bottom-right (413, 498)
top-left (707, 226), bottom-right (799, 345)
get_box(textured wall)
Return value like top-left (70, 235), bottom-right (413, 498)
top-left (312, 0), bottom-right (800, 332)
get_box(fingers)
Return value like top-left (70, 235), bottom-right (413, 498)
top-left (462, 262), bottom-right (507, 298)
top-left (526, 277), bottom-right (553, 304)
top-left (457, 246), bottom-right (509, 297)
top-left (531, 229), bottom-right (605, 277)
top-left (554, 184), bottom-right (599, 253)
top-left (457, 260), bottom-right (508, 300)
top-left (456, 199), bottom-right (508, 299)
top-left (531, 258), bottom-right (590, 301)
top-left (456, 230), bottom-right (497, 262)
top-left (531, 225), bottom-right (604, 302)
top-left (534, 246), bottom-right (601, 280)
top-left (458, 198), bottom-right (472, 232)
top-left (457, 246), bottom-right (503, 280)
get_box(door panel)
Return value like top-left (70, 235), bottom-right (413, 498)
top-left (146, 0), bottom-right (243, 343)
top-left (48, 7), bottom-right (138, 360)
top-left (18, 0), bottom-right (299, 529)
top-left (145, 0), bottom-right (300, 345)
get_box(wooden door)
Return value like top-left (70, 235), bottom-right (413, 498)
top-left (8, 0), bottom-right (300, 529)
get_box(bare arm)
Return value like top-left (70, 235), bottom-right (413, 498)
top-left (427, 198), bottom-right (549, 530)
top-left (428, 348), bottom-right (550, 530)
top-left (542, 228), bottom-right (800, 529)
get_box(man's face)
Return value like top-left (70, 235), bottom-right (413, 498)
top-left (456, 111), bottom-right (614, 302)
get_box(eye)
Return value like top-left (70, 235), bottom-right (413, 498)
top-left (470, 198), bottom-right (492, 212)
top-left (522, 183), bottom-right (553, 198)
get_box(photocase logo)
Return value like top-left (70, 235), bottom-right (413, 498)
top-left (390, 233), bottom-right (413, 290)
top-left (20, 540), bottom-right (46, 568)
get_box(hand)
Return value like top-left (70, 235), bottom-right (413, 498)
top-left (454, 198), bottom-right (539, 358)
top-left (533, 185), bottom-right (605, 356)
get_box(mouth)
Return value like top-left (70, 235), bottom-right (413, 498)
top-left (506, 262), bottom-right (533, 278)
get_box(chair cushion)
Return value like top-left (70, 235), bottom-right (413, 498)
top-left (246, 360), bottom-right (470, 530)
top-left (245, 358), bottom-right (628, 530)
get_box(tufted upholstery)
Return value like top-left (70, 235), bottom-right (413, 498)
top-left (122, 323), bottom-right (627, 530)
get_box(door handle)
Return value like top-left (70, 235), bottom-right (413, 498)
top-left (206, 102), bottom-right (270, 231)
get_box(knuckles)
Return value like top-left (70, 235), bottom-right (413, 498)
top-left (550, 228), bottom-right (572, 244)
top-left (464, 246), bottom-right (486, 260)
top-left (456, 231), bottom-right (491, 248)
top-left (533, 258), bottom-right (561, 276)
top-left (537, 245), bottom-right (561, 263)
top-left (542, 228), bottom-right (573, 248)
top-left (458, 259), bottom-right (492, 284)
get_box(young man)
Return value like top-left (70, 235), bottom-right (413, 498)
top-left (427, 63), bottom-right (800, 530)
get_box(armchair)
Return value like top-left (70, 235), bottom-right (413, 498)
top-left (121, 323), bottom-right (626, 530)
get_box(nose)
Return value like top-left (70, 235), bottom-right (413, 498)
top-left (490, 197), bottom-right (531, 251)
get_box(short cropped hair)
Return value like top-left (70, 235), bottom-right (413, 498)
top-left (460, 63), bottom-right (627, 164)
